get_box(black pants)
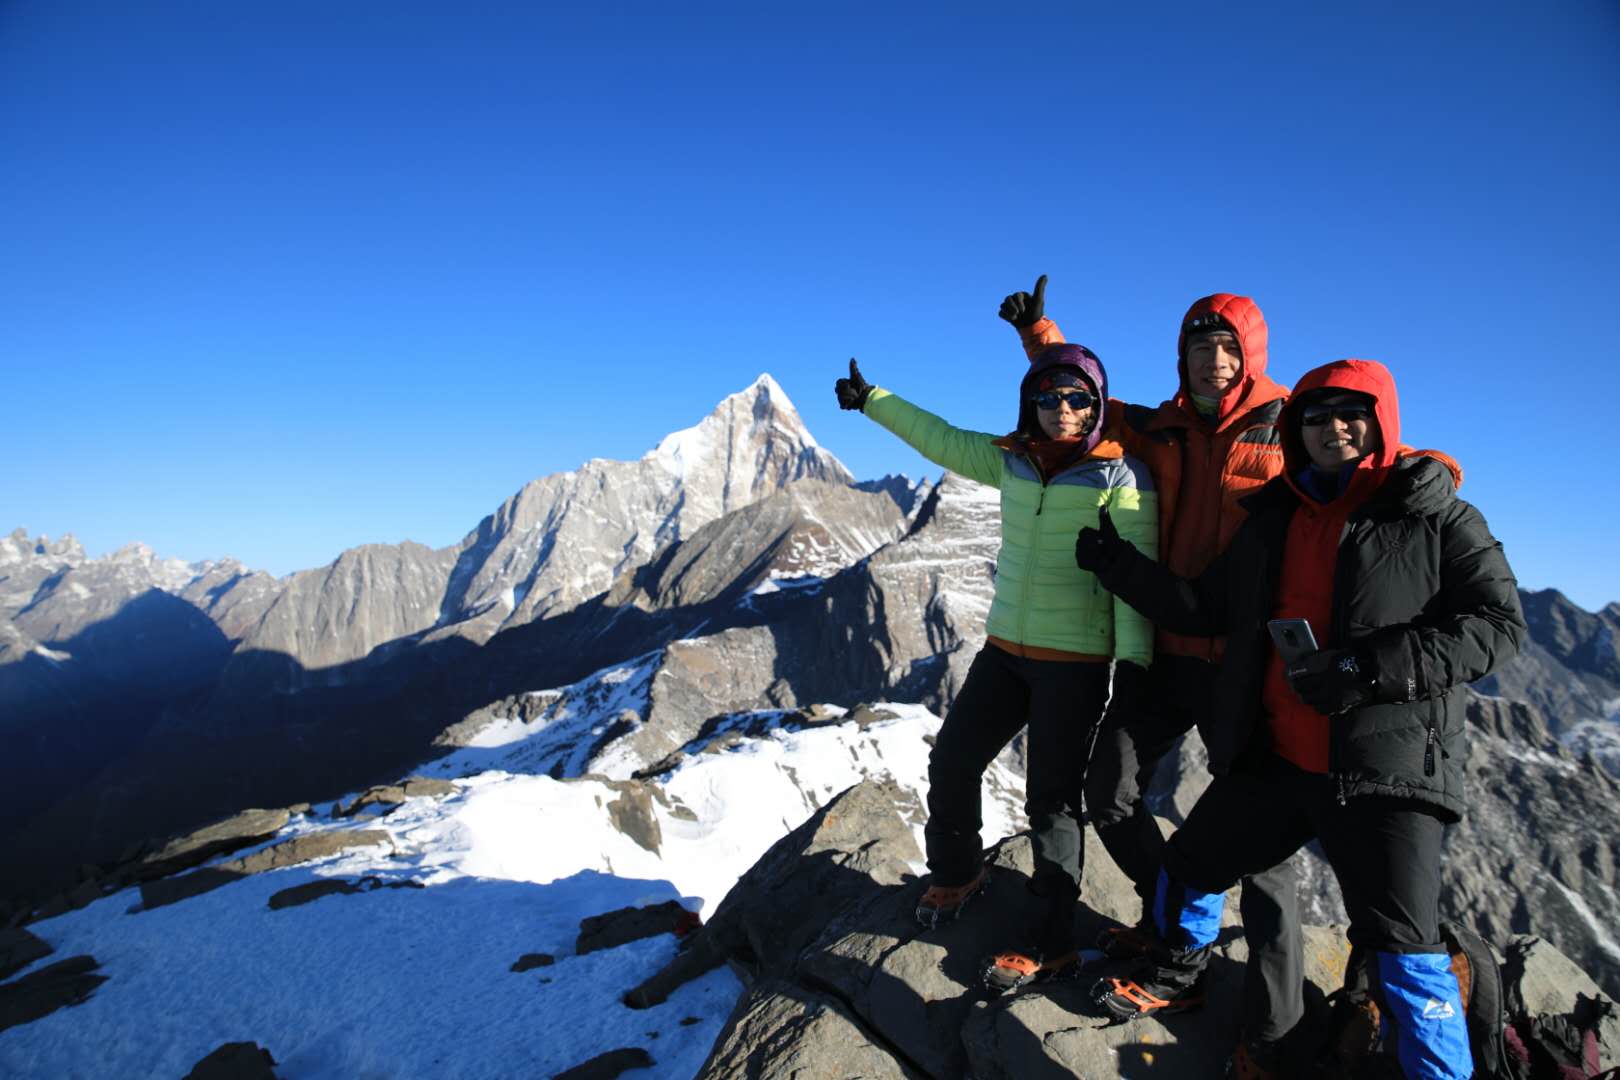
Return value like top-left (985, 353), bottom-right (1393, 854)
top-left (1165, 754), bottom-right (1447, 956)
top-left (1086, 653), bottom-right (1304, 1042)
top-left (925, 643), bottom-right (1110, 954)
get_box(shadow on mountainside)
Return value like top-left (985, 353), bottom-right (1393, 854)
top-left (0, 555), bottom-right (915, 911)
top-left (0, 589), bottom-right (233, 840)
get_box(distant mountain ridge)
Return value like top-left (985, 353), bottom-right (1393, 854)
top-left (0, 375), bottom-right (861, 886)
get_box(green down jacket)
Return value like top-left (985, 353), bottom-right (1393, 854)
top-left (864, 387), bottom-right (1157, 666)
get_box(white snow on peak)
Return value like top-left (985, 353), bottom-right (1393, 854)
top-left (649, 418), bottom-right (713, 481)
top-left (751, 373), bottom-right (818, 449)
top-left (749, 371), bottom-right (787, 399)
top-left (0, 530), bottom-right (86, 568)
top-left (648, 373), bottom-right (815, 480)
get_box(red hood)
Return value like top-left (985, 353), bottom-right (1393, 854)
top-left (1175, 293), bottom-right (1286, 425)
top-left (1280, 358), bottom-right (1404, 504)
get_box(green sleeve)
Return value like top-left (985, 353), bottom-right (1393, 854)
top-left (862, 388), bottom-right (1004, 488)
top-left (1108, 480), bottom-right (1159, 667)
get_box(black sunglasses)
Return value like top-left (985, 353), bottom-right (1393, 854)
top-left (1032, 390), bottom-right (1094, 411)
top-left (1300, 403), bottom-right (1373, 427)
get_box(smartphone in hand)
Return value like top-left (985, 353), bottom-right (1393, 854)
top-left (1268, 618), bottom-right (1319, 665)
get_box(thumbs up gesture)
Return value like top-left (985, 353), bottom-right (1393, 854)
top-left (835, 358), bottom-right (873, 412)
top-left (1074, 503), bottom-right (1124, 572)
top-left (998, 274), bottom-right (1048, 328)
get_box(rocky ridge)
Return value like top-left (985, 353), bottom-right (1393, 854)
top-left (661, 779), bottom-right (1620, 1079)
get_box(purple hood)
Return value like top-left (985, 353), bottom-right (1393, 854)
top-left (1017, 344), bottom-right (1110, 455)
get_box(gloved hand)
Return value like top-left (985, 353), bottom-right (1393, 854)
top-left (1074, 504), bottom-right (1125, 573)
top-left (1103, 660), bottom-right (1150, 726)
top-left (835, 358), bottom-right (873, 412)
top-left (1287, 648), bottom-right (1377, 715)
top-left (998, 274), bottom-right (1048, 328)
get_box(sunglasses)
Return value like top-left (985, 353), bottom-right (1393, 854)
top-left (1032, 390), bottom-right (1094, 411)
top-left (1300, 403), bottom-right (1373, 427)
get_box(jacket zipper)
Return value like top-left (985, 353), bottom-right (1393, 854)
top-left (1424, 697), bottom-right (1440, 777)
top-left (1206, 434), bottom-right (1223, 664)
top-left (1019, 456), bottom-right (1049, 644)
top-left (1328, 515), bottom-right (1366, 807)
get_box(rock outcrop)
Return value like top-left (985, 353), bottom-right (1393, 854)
top-left (181, 1041), bottom-right (281, 1080)
top-left (0, 955), bottom-right (106, 1035)
top-left (138, 829), bottom-right (392, 910)
top-left (671, 779), bottom-right (1619, 1079)
top-left (1444, 692), bottom-right (1620, 997)
top-left (605, 479), bottom-right (913, 613)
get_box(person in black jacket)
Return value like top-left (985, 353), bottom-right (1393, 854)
top-left (1073, 358), bottom-right (1525, 1080)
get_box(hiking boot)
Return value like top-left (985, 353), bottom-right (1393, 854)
top-left (914, 867), bottom-right (988, 929)
top-left (981, 949), bottom-right (1082, 995)
top-left (1096, 917), bottom-right (1161, 961)
top-left (1089, 948), bottom-right (1210, 1022)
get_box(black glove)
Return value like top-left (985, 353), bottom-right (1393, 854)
top-left (1103, 660), bottom-right (1150, 726)
top-left (1286, 648), bottom-right (1377, 715)
top-left (1074, 504), bottom-right (1124, 573)
top-left (834, 358), bottom-right (873, 412)
top-left (997, 273), bottom-right (1048, 328)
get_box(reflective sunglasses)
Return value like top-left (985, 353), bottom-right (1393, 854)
top-left (1032, 390), bottom-right (1094, 411)
top-left (1300, 402), bottom-right (1373, 427)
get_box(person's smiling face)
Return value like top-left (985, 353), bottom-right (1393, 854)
top-left (1185, 330), bottom-right (1243, 398)
top-left (1299, 392), bottom-right (1379, 471)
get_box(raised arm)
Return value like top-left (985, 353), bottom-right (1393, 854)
top-left (835, 359), bottom-right (1003, 488)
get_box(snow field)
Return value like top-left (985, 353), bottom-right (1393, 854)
top-left (1, 705), bottom-right (1027, 1079)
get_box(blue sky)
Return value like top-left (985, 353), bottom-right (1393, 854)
top-left (5, 3), bottom-right (1618, 610)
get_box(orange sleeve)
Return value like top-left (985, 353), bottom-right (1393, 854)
top-left (1016, 317), bottom-right (1066, 363)
top-left (1103, 399), bottom-right (1147, 460)
top-left (1400, 447), bottom-right (1464, 490)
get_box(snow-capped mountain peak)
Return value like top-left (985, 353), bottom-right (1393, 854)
top-left (649, 373), bottom-right (821, 480)
top-left (438, 375), bottom-right (851, 635)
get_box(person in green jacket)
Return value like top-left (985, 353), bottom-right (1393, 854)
top-left (834, 344), bottom-right (1158, 989)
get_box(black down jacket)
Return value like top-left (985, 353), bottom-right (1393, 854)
top-left (1094, 454), bottom-right (1525, 821)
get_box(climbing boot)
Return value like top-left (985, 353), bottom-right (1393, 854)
top-left (981, 949), bottom-right (1082, 994)
top-left (1090, 946), bottom-right (1210, 1021)
top-left (914, 866), bottom-right (988, 930)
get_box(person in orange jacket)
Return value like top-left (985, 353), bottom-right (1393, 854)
top-left (1000, 276), bottom-right (1304, 1070)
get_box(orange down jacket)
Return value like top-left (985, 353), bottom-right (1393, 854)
top-left (1017, 294), bottom-right (1290, 662)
